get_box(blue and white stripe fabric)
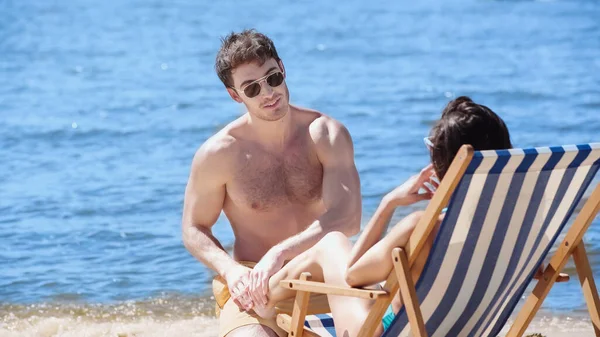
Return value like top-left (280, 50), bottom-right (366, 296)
top-left (304, 313), bottom-right (336, 336)
top-left (385, 144), bottom-right (600, 337)
top-left (303, 144), bottom-right (600, 337)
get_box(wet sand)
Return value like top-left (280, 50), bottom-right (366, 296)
top-left (0, 313), bottom-right (596, 337)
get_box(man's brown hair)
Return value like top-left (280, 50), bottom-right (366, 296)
top-left (215, 29), bottom-right (281, 88)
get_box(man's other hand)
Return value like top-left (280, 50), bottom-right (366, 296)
top-left (250, 249), bottom-right (285, 307)
top-left (225, 264), bottom-right (254, 311)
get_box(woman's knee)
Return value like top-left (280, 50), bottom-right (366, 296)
top-left (316, 232), bottom-right (352, 268)
top-left (344, 265), bottom-right (361, 287)
top-left (322, 231), bottom-right (350, 246)
top-left (315, 231), bottom-right (351, 254)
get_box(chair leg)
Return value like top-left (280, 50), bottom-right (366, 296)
top-left (506, 259), bottom-right (572, 337)
top-left (289, 272), bottom-right (312, 337)
top-left (393, 248), bottom-right (428, 337)
top-left (507, 183), bottom-right (600, 337)
top-left (573, 241), bottom-right (600, 336)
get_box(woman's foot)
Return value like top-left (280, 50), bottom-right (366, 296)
top-left (534, 264), bottom-right (570, 282)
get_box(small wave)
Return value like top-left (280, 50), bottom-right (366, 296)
top-left (0, 294), bottom-right (215, 322)
top-left (578, 101), bottom-right (600, 109)
top-left (0, 127), bottom-right (142, 143)
top-left (84, 229), bottom-right (169, 242)
top-left (0, 122), bottom-right (216, 145)
top-left (474, 88), bottom-right (559, 101)
top-left (0, 316), bottom-right (218, 337)
top-left (0, 310), bottom-right (595, 337)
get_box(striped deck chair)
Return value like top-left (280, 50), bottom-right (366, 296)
top-left (276, 143), bottom-right (600, 337)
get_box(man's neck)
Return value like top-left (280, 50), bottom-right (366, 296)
top-left (247, 109), bottom-right (294, 151)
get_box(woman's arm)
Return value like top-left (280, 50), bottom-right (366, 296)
top-left (345, 211), bottom-right (425, 287)
top-left (347, 165), bottom-right (437, 270)
top-left (346, 197), bottom-right (397, 268)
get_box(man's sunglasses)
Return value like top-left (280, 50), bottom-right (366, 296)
top-left (236, 71), bottom-right (285, 98)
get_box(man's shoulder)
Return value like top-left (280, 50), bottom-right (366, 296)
top-left (290, 106), bottom-right (347, 140)
top-left (196, 115), bottom-right (248, 157)
top-left (301, 109), bottom-right (350, 145)
top-left (291, 106), bottom-right (353, 162)
top-left (199, 132), bottom-right (237, 155)
top-left (193, 128), bottom-right (241, 171)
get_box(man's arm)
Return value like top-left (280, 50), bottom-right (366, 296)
top-left (181, 138), bottom-right (254, 310)
top-left (249, 118), bottom-right (361, 307)
top-left (274, 118), bottom-right (362, 259)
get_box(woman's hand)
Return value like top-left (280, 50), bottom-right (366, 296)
top-left (383, 164), bottom-right (439, 207)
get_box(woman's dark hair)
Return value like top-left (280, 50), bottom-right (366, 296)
top-left (429, 96), bottom-right (513, 179)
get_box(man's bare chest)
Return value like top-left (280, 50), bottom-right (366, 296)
top-left (228, 146), bottom-right (323, 211)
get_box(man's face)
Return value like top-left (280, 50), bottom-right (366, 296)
top-left (227, 58), bottom-right (290, 122)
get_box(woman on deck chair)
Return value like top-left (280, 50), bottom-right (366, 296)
top-left (255, 96), bottom-right (513, 337)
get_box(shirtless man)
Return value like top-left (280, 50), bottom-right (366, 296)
top-left (181, 29), bottom-right (362, 337)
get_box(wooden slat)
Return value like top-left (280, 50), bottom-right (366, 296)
top-left (393, 248), bottom-right (428, 337)
top-left (405, 145), bottom-right (474, 266)
top-left (289, 273), bottom-right (312, 337)
top-left (508, 182), bottom-right (600, 337)
top-left (277, 313), bottom-right (320, 337)
top-left (280, 279), bottom-right (389, 300)
top-left (573, 241), bottom-right (600, 336)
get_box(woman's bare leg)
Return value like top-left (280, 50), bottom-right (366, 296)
top-left (260, 232), bottom-right (373, 337)
top-left (342, 211), bottom-right (440, 336)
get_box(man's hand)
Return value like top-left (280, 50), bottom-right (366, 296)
top-left (383, 164), bottom-right (438, 207)
top-left (249, 249), bottom-right (285, 307)
top-left (225, 264), bottom-right (254, 311)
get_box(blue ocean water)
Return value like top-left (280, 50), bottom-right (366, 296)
top-left (1, 0), bottom-right (599, 326)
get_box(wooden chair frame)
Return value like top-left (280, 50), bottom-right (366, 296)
top-left (276, 145), bottom-right (600, 337)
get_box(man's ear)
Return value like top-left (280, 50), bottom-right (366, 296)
top-left (278, 60), bottom-right (286, 78)
top-left (226, 87), bottom-right (243, 103)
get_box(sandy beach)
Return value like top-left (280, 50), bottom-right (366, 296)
top-left (0, 313), bottom-right (596, 337)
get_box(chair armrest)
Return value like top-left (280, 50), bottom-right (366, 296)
top-left (279, 279), bottom-right (389, 300)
